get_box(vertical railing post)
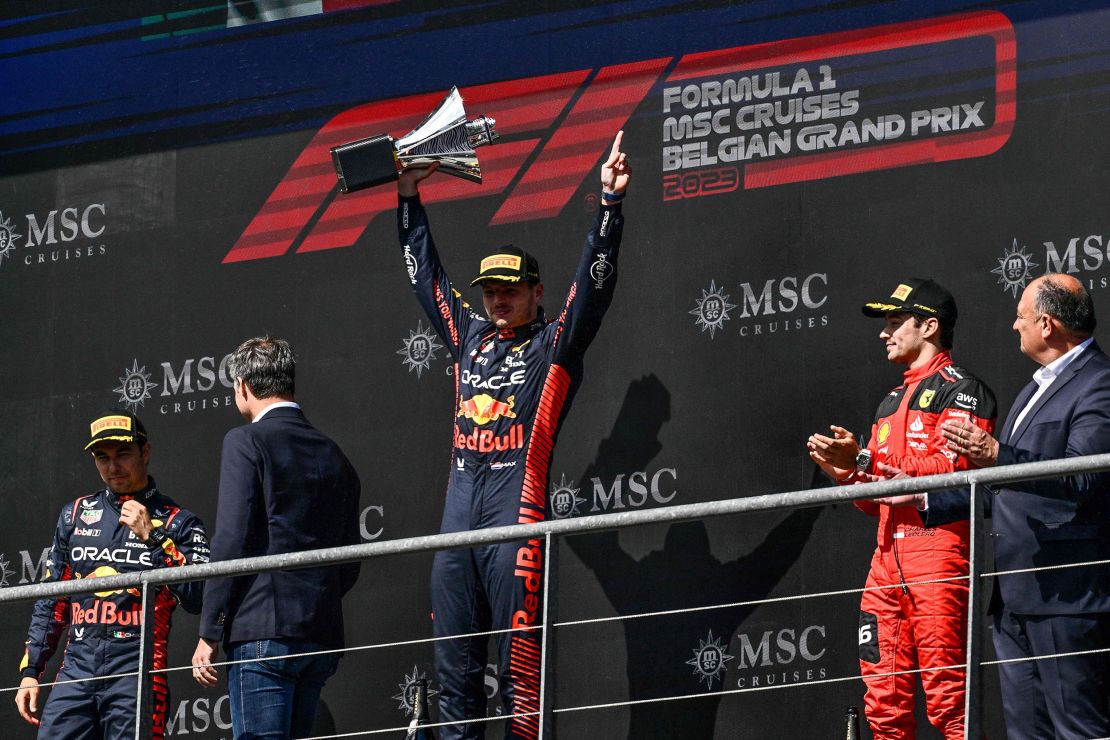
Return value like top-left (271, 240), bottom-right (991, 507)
top-left (964, 480), bottom-right (985, 740)
top-left (538, 532), bottom-right (558, 739)
top-left (134, 579), bottom-right (156, 740)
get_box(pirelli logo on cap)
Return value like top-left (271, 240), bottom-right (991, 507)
top-left (480, 255), bottom-right (522, 272)
top-left (90, 415), bottom-right (132, 436)
top-left (891, 284), bottom-right (914, 301)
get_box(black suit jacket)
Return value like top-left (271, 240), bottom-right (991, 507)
top-left (200, 406), bottom-right (361, 646)
top-left (927, 341), bottom-right (1110, 614)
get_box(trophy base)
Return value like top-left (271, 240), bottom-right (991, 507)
top-left (331, 135), bottom-right (399, 193)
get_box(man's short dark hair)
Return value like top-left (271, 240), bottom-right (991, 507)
top-left (909, 314), bottom-right (955, 350)
top-left (1035, 275), bottom-right (1097, 336)
top-left (228, 336), bottom-right (295, 398)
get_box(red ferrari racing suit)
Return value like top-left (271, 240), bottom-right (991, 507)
top-left (850, 352), bottom-right (995, 739)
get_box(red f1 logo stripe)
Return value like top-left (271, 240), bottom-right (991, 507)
top-left (489, 58), bottom-right (669, 225)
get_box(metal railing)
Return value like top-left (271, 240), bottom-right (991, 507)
top-left (3, 453), bottom-right (1110, 738)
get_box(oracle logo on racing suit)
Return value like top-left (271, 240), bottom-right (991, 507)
top-left (71, 546), bottom-right (153, 567)
top-left (459, 369), bottom-right (526, 390)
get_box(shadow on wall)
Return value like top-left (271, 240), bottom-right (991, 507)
top-left (565, 374), bottom-right (822, 739)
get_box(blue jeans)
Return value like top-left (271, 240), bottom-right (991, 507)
top-left (227, 638), bottom-right (341, 739)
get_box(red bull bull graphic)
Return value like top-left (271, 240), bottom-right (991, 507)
top-left (457, 394), bottom-right (518, 425)
top-left (80, 565), bottom-right (142, 598)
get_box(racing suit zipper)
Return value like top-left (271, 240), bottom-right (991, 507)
top-left (889, 513), bottom-right (909, 595)
top-left (893, 537), bottom-right (909, 595)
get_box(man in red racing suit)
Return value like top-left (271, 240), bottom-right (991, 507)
top-left (808, 278), bottom-right (996, 739)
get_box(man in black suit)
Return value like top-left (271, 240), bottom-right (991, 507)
top-left (191, 336), bottom-right (361, 737)
top-left (931, 273), bottom-right (1110, 739)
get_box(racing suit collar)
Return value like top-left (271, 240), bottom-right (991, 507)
top-left (492, 307), bottom-right (547, 342)
top-left (105, 476), bottom-right (158, 509)
top-left (902, 350), bottom-right (953, 385)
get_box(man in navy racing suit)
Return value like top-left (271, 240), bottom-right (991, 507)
top-left (14, 411), bottom-right (209, 738)
top-left (396, 131), bottom-right (630, 739)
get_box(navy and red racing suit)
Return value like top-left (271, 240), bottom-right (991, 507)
top-left (848, 352), bottom-right (995, 739)
top-left (19, 479), bottom-right (208, 739)
top-left (398, 193), bottom-right (623, 739)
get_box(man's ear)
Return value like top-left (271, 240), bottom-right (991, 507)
top-left (1040, 313), bottom-right (1057, 339)
top-left (921, 316), bottom-right (941, 340)
top-left (534, 282), bottom-right (544, 301)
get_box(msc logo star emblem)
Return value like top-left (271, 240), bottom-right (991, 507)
top-left (392, 665), bottom-right (439, 715)
top-left (992, 239), bottom-right (1038, 298)
top-left (397, 320), bottom-right (444, 379)
top-left (549, 474), bottom-right (586, 519)
top-left (690, 280), bottom-right (736, 339)
top-left (686, 630), bottom-right (734, 688)
top-left (113, 360), bottom-right (157, 412)
top-left (0, 211), bottom-right (21, 267)
top-left (0, 553), bottom-right (15, 588)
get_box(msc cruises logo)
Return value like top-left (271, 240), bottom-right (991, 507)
top-left (0, 211), bottom-right (21, 266)
top-left (392, 665), bottom-right (439, 715)
top-left (686, 630), bottom-right (734, 688)
top-left (398, 320), bottom-right (444, 379)
top-left (690, 280), bottom-right (735, 339)
top-left (0, 553), bottom-right (16, 588)
top-left (992, 239), bottom-right (1038, 298)
top-left (549, 474), bottom-right (586, 520)
top-left (114, 360), bottom-right (158, 412)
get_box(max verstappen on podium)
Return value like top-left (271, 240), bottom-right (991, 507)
top-left (394, 132), bottom-right (629, 738)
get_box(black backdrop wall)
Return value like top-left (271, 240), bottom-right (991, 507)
top-left (1, 1), bottom-right (1107, 737)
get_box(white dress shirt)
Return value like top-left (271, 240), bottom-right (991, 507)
top-left (252, 401), bottom-right (301, 423)
top-left (1008, 337), bottom-right (1093, 440)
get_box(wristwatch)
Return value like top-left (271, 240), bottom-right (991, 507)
top-left (147, 526), bottom-right (168, 549)
top-left (854, 449), bottom-right (873, 474)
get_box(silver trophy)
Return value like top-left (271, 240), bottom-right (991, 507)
top-left (330, 86), bottom-right (499, 193)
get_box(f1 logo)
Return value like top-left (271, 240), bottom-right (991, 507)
top-left (223, 60), bottom-right (668, 264)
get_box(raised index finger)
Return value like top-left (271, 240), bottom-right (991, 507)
top-left (605, 130), bottom-right (624, 165)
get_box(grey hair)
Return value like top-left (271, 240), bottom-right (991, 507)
top-left (228, 336), bottom-right (295, 398)
top-left (1034, 275), bottom-right (1096, 336)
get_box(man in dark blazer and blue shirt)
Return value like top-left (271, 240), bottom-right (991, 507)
top-left (191, 336), bottom-right (361, 738)
top-left (932, 273), bottom-right (1110, 739)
